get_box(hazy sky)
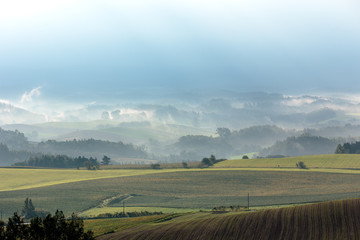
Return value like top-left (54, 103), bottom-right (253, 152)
top-left (1, 0), bottom-right (360, 103)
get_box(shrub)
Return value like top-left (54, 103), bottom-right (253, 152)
top-left (296, 161), bottom-right (307, 169)
top-left (150, 163), bottom-right (161, 169)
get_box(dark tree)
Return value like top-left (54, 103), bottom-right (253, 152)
top-left (29, 217), bottom-right (44, 239)
top-left (84, 159), bottom-right (100, 170)
top-left (216, 128), bottom-right (231, 139)
top-left (335, 142), bottom-right (360, 154)
top-left (150, 163), bottom-right (161, 169)
top-left (201, 158), bottom-right (212, 167)
top-left (101, 155), bottom-right (111, 165)
top-left (0, 221), bottom-right (5, 239)
top-left (2, 211), bottom-right (94, 240)
top-left (296, 161), bottom-right (307, 169)
top-left (22, 198), bottom-right (36, 219)
top-left (5, 212), bottom-right (26, 240)
top-left (210, 154), bottom-right (216, 163)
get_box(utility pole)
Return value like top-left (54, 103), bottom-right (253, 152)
top-left (123, 201), bottom-right (125, 216)
top-left (248, 192), bottom-right (250, 210)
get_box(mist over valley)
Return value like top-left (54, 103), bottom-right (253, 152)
top-left (1, 0), bottom-right (360, 238)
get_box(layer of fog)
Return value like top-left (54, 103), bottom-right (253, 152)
top-left (1, 91), bottom-right (360, 130)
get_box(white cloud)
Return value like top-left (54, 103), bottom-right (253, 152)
top-left (20, 87), bottom-right (41, 104)
top-left (0, 99), bottom-right (11, 105)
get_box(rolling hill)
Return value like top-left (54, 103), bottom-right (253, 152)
top-left (96, 198), bottom-right (360, 240)
top-left (215, 154), bottom-right (360, 169)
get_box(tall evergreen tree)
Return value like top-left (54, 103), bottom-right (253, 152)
top-left (101, 155), bottom-right (111, 165)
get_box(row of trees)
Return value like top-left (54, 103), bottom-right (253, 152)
top-left (0, 128), bottom-right (29, 150)
top-left (1, 198), bottom-right (94, 240)
top-left (0, 127), bottom-right (147, 166)
top-left (0, 143), bottom-right (32, 165)
top-left (14, 155), bottom-right (111, 169)
top-left (37, 139), bottom-right (147, 158)
top-left (94, 211), bottom-right (164, 218)
top-left (0, 211), bottom-right (94, 240)
top-left (335, 142), bottom-right (360, 154)
top-left (260, 134), bottom-right (341, 157)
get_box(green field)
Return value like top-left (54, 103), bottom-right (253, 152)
top-left (80, 207), bottom-right (199, 217)
top-left (0, 168), bottom-right (190, 191)
top-left (94, 198), bottom-right (360, 240)
top-left (6, 166), bottom-right (360, 193)
top-left (84, 215), bottom-right (168, 237)
top-left (216, 154), bottom-right (360, 169)
top-left (1, 168), bottom-right (360, 221)
top-left (1, 154), bottom-right (360, 227)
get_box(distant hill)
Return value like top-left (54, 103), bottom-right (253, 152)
top-left (170, 125), bottom-right (297, 160)
top-left (2, 121), bottom-right (213, 144)
top-left (307, 124), bottom-right (360, 138)
top-left (229, 125), bottom-right (297, 147)
top-left (0, 101), bottom-right (45, 124)
top-left (97, 198), bottom-right (360, 240)
top-left (259, 134), bottom-right (343, 157)
top-left (0, 127), bottom-right (151, 166)
top-left (0, 143), bottom-right (32, 166)
top-left (0, 127), bottom-right (30, 150)
top-left (215, 154), bottom-right (360, 169)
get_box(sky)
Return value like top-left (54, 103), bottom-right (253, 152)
top-left (1, 0), bottom-right (360, 105)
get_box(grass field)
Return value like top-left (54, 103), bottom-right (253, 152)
top-left (1, 168), bottom-right (360, 220)
top-left (1, 154), bottom-right (360, 223)
top-left (84, 215), bottom-right (168, 237)
top-left (80, 207), bottom-right (199, 217)
top-left (216, 154), bottom-right (360, 169)
top-left (95, 198), bottom-right (360, 240)
top-left (6, 166), bottom-right (360, 192)
top-left (0, 168), bottom-right (189, 191)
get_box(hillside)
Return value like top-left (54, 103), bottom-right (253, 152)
top-left (96, 198), bottom-right (360, 240)
top-left (2, 164), bottom-right (360, 220)
top-left (215, 154), bottom-right (360, 169)
top-left (259, 134), bottom-right (342, 157)
top-left (2, 122), bottom-right (213, 144)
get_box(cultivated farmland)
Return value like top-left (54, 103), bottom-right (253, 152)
top-left (96, 198), bottom-right (360, 240)
top-left (1, 157), bottom-right (360, 220)
top-left (216, 154), bottom-right (360, 169)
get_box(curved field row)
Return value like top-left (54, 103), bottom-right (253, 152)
top-left (3, 159), bottom-right (360, 192)
top-left (216, 154), bottom-right (360, 169)
top-left (3, 165), bottom-right (360, 192)
top-left (0, 168), bottom-right (181, 192)
top-left (2, 169), bottom-right (360, 220)
top-left (80, 207), bottom-right (199, 217)
top-left (97, 198), bottom-right (360, 240)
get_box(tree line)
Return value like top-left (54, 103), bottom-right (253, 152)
top-left (14, 155), bottom-right (101, 169)
top-left (0, 198), bottom-right (94, 240)
top-left (0, 211), bottom-right (94, 240)
top-left (37, 139), bottom-right (147, 158)
top-left (0, 143), bottom-right (33, 165)
top-left (0, 127), bottom-right (148, 166)
top-left (335, 142), bottom-right (360, 154)
top-left (260, 134), bottom-right (342, 157)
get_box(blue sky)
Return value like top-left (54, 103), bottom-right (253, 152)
top-left (1, 0), bottom-right (360, 103)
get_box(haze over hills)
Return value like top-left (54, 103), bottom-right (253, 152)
top-left (2, 91), bottom-right (360, 139)
top-left (1, 90), bottom-right (360, 164)
top-left (1, 1), bottom-right (360, 239)
top-left (0, 0), bottom-right (359, 163)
